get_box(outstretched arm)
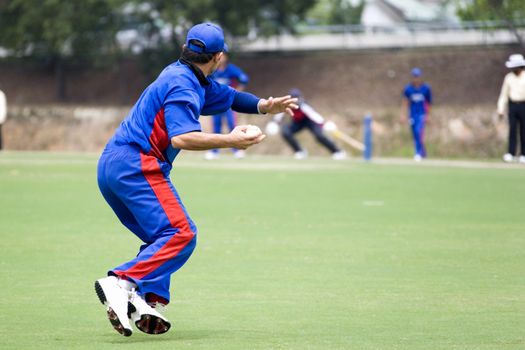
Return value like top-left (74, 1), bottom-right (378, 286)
top-left (231, 91), bottom-right (298, 116)
top-left (258, 95), bottom-right (298, 116)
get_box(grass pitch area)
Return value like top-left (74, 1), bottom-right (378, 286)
top-left (0, 152), bottom-right (524, 349)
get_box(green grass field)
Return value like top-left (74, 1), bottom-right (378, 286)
top-left (0, 152), bottom-right (524, 350)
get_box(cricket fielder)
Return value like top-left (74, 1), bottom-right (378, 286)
top-left (94, 22), bottom-right (297, 337)
top-left (274, 89), bottom-right (346, 160)
top-left (206, 53), bottom-right (250, 159)
top-left (401, 68), bottom-right (432, 161)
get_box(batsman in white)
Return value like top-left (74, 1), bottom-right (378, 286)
top-left (271, 88), bottom-right (346, 160)
top-left (94, 22), bottom-right (297, 336)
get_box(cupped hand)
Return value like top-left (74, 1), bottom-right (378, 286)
top-left (228, 125), bottom-right (266, 150)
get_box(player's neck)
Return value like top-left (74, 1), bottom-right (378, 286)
top-left (193, 62), bottom-right (215, 77)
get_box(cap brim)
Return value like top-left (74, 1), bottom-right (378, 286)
top-left (506, 62), bottom-right (525, 68)
top-left (223, 43), bottom-right (228, 53)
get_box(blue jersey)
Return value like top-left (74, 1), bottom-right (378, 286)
top-left (403, 83), bottom-right (432, 118)
top-left (108, 60), bottom-right (235, 164)
top-left (211, 63), bottom-right (249, 88)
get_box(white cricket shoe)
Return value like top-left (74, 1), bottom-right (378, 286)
top-left (233, 150), bottom-right (246, 159)
top-left (503, 153), bottom-right (514, 163)
top-left (332, 151), bottom-right (347, 160)
top-left (414, 154), bottom-right (422, 162)
top-left (519, 156), bottom-right (525, 164)
top-left (128, 290), bottom-right (171, 335)
top-left (204, 151), bottom-right (219, 160)
top-left (294, 150), bottom-right (308, 160)
top-left (94, 276), bottom-right (133, 336)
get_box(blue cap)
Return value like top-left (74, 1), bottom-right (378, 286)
top-left (411, 67), bottom-right (422, 77)
top-left (186, 23), bottom-right (228, 54)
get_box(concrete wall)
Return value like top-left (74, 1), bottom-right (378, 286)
top-left (0, 45), bottom-right (518, 158)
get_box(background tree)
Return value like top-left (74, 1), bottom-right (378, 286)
top-left (456, 0), bottom-right (525, 48)
top-left (304, 0), bottom-right (364, 26)
top-left (329, 0), bottom-right (365, 26)
top-left (0, 0), bottom-right (319, 98)
top-left (125, 0), bottom-right (317, 76)
top-left (254, 0), bottom-right (318, 36)
top-left (0, 0), bottom-right (125, 100)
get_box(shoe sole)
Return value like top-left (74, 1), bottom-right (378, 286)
top-left (135, 314), bottom-right (171, 335)
top-left (94, 281), bottom-right (132, 337)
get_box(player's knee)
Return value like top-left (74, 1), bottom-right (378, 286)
top-left (281, 126), bottom-right (292, 138)
top-left (174, 229), bottom-right (197, 255)
top-left (179, 227), bottom-right (196, 240)
top-left (177, 231), bottom-right (197, 258)
top-left (186, 233), bottom-right (197, 252)
top-left (315, 134), bottom-right (329, 143)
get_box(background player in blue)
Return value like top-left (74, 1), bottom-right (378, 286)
top-left (206, 54), bottom-right (250, 159)
top-left (400, 67), bottom-right (432, 161)
top-left (94, 22), bottom-right (298, 337)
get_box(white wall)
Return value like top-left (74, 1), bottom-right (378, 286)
top-left (361, 1), bottom-right (403, 27)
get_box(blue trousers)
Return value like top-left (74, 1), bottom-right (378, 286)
top-left (97, 145), bottom-right (197, 303)
top-left (410, 115), bottom-right (427, 157)
top-left (211, 109), bottom-right (236, 153)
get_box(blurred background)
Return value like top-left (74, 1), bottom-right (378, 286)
top-left (0, 0), bottom-right (524, 158)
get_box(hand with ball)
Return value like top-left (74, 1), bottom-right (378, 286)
top-left (227, 125), bottom-right (265, 150)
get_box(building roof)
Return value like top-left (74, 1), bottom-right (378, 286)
top-left (361, 0), bottom-right (458, 26)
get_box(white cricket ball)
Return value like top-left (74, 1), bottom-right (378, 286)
top-left (323, 121), bottom-right (337, 132)
top-left (265, 121), bottom-right (280, 136)
top-left (244, 125), bottom-right (262, 137)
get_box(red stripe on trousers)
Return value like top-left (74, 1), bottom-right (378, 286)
top-left (119, 154), bottom-right (195, 279)
top-left (148, 108), bottom-right (169, 161)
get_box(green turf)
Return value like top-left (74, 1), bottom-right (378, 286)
top-left (0, 152), bottom-right (524, 349)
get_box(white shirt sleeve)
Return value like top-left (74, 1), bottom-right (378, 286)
top-left (497, 74), bottom-right (510, 115)
top-left (301, 103), bottom-right (325, 124)
top-left (0, 90), bottom-right (6, 124)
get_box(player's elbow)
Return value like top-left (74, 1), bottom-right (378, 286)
top-left (171, 131), bottom-right (204, 150)
top-left (171, 135), bottom-right (187, 149)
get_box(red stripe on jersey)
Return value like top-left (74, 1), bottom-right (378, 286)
top-left (148, 108), bottom-right (169, 161)
top-left (120, 154), bottom-right (195, 279)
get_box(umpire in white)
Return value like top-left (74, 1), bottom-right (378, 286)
top-left (0, 89), bottom-right (6, 150)
top-left (497, 54), bottom-right (525, 163)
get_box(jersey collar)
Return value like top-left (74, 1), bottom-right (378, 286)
top-left (179, 58), bottom-right (210, 86)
